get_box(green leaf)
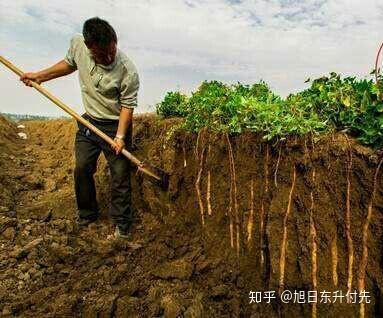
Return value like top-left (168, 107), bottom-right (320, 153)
top-left (376, 104), bottom-right (383, 112)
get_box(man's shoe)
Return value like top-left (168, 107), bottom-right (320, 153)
top-left (78, 217), bottom-right (97, 227)
top-left (108, 225), bottom-right (142, 249)
top-left (114, 225), bottom-right (130, 239)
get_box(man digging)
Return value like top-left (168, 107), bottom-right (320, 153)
top-left (20, 17), bottom-right (139, 239)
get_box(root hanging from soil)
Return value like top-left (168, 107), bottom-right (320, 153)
top-left (195, 131), bottom-right (206, 226)
top-left (331, 236), bottom-right (338, 287)
top-left (265, 144), bottom-right (270, 193)
top-left (358, 158), bottom-right (383, 318)
top-left (260, 144), bottom-right (269, 266)
top-left (183, 143), bottom-right (187, 168)
top-left (195, 129), bottom-right (202, 158)
top-left (345, 138), bottom-right (354, 298)
top-left (260, 202), bottom-right (265, 266)
top-left (309, 168), bottom-right (318, 318)
top-left (274, 145), bottom-right (282, 187)
top-left (247, 179), bottom-right (255, 246)
top-left (278, 164), bottom-right (297, 294)
top-left (206, 171), bottom-right (212, 216)
top-left (206, 145), bottom-right (212, 216)
top-left (226, 134), bottom-right (234, 249)
top-left (228, 157), bottom-right (234, 249)
top-left (226, 133), bottom-right (240, 257)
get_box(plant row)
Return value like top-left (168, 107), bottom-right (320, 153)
top-left (156, 73), bottom-right (383, 147)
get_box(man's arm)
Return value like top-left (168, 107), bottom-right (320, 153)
top-left (113, 68), bottom-right (139, 155)
top-left (20, 60), bottom-right (76, 86)
top-left (112, 107), bottom-right (134, 155)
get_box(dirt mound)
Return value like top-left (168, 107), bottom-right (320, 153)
top-left (0, 114), bottom-right (22, 214)
top-left (0, 115), bottom-right (383, 317)
top-left (0, 114), bottom-right (18, 151)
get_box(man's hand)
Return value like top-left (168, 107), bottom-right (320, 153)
top-left (20, 72), bottom-right (42, 86)
top-left (112, 107), bottom-right (133, 155)
top-left (19, 60), bottom-right (75, 87)
top-left (112, 137), bottom-right (125, 155)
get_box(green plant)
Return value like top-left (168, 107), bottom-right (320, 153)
top-left (156, 91), bottom-right (189, 118)
top-left (298, 73), bottom-right (383, 146)
top-left (155, 73), bottom-right (383, 147)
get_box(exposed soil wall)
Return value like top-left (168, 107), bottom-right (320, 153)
top-left (1, 114), bottom-right (383, 317)
top-left (0, 115), bottom-right (20, 213)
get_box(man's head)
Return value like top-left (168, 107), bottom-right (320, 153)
top-left (83, 17), bottom-right (117, 66)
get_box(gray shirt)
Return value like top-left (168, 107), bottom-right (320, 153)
top-left (64, 34), bottom-right (139, 120)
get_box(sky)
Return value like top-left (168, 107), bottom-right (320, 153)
top-left (0, 0), bottom-right (383, 116)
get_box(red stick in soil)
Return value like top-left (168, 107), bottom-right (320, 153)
top-left (358, 158), bottom-right (383, 318)
top-left (374, 41), bottom-right (383, 85)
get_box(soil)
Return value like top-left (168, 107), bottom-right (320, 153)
top-left (1, 113), bottom-right (383, 317)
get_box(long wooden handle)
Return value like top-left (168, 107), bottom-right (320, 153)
top-left (0, 55), bottom-right (161, 181)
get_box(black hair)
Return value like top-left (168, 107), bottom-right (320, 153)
top-left (83, 17), bottom-right (117, 48)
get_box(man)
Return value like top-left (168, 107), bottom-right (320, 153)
top-left (21, 17), bottom-right (139, 239)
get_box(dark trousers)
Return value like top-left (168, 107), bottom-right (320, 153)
top-left (74, 114), bottom-right (132, 229)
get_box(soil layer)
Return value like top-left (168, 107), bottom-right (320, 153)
top-left (1, 114), bottom-right (383, 317)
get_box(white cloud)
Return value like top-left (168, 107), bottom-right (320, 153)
top-left (0, 0), bottom-right (382, 116)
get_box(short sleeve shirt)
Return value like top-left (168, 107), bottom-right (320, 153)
top-left (64, 34), bottom-right (139, 120)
